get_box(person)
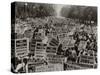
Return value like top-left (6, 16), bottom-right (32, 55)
top-left (11, 57), bottom-right (20, 73)
top-left (71, 48), bottom-right (77, 63)
top-left (57, 44), bottom-right (64, 55)
top-left (82, 49), bottom-right (88, 55)
top-left (15, 58), bottom-right (28, 73)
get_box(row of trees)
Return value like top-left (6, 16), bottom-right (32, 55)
top-left (15, 2), bottom-right (55, 18)
top-left (61, 6), bottom-right (97, 22)
top-left (15, 2), bottom-right (97, 22)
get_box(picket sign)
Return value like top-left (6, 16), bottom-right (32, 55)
top-left (78, 41), bottom-right (87, 50)
top-left (35, 42), bottom-right (47, 59)
top-left (62, 36), bottom-right (75, 50)
top-left (79, 55), bottom-right (96, 68)
top-left (15, 38), bottom-right (29, 58)
top-left (35, 64), bottom-right (63, 72)
top-left (46, 54), bottom-right (64, 64)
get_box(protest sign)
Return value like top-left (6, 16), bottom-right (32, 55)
top-left (46, 46), bottom-right (57, 55)
top-left (62, 37), bottom-right (75, 50)
top-left (35, 42), bottom-right (47, 59)
top-left (35, 64), bottom-right (63, 72)
top-left (46, 54), bottom-right (64, 64)
top-left (15, 38), bottom-right (29, 58)
top-left (78, 41), bottom-right (87, 50)
top-left (65, 63), bottom-right (83, 70)
top-left (79, 55), bottom-right (95, 68)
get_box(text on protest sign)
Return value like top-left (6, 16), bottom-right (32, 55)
top-left (79, 55), bottom-right (95, 68)
top-left (46, 54), bottom-right (64, 64)
top-left (35, 64), bottom-right (63, 72)
top-left (15, 38), bottom-right (29, 58)
top-left (35, 42), bottom-right (47, 59)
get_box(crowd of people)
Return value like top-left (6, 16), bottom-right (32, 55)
top-left (12, 16), bottom-right (97, 73)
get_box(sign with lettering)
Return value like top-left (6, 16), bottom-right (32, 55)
top-left (46, 54), bottom-right (64, 64)
top-left (78, 41), bottom-right (87, 50)
top-left (35, 64), bottom-right (63, 72)
top-left (65, 63), bottom-right (83, 70)
top-left (79, 55), bottom-right (95, 68)
top-left (15, 38), bottom-right (29, 58)
top-left (62, 37), bottom-right (75, 50)
top-left (46, 46), bottom-right (57, 55)
top-left (49, 38), bottom-right (59, 46)
top-left (79, 55), bottom-right (95, 64)
top-left (35, 42), bottom-right (47, 59)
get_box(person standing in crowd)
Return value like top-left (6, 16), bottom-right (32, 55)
top-left (15, 58), bottom-right (28, 73)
